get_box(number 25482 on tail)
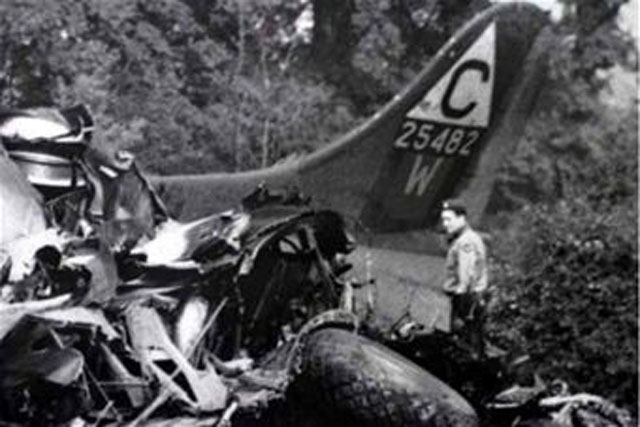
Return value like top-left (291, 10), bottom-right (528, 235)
top-left (393, 119), bottom-right (483, 157)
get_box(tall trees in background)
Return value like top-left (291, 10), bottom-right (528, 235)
top-left (0, 0), bottom-right (490, 173)
top-left (0, 0), bottom-right (636, 411)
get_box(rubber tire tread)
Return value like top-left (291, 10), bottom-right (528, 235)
top-left (289, 327), bottom-right (478, 427)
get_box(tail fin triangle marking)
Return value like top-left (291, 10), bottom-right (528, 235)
top-left (406, 22), bottom-right (496, 128)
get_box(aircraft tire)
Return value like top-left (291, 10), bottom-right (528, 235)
top-left (289, 327), bottom-right (478, 427)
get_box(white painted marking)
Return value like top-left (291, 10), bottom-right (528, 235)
top-left (404, 155), bottom-right (443, 196)
top-left (406, 23), bottom-right (496, 127)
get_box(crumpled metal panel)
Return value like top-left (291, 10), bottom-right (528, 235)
top-left (125, 305), bottom-right (228, 412)
top-left (0, 145), bottom-right (46, 247)
top-left (0, 318), bottom-right (84, 387)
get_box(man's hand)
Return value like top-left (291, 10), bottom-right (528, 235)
top-left (442, 278), bottom-right (460, 295)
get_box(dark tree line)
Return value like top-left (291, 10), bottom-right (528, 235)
top-left (0, 0), bottom-right (636, 413)
top-left (485, 0), bottom-right (637, 412)
top-left (0, 0), bottom-right (493, 173)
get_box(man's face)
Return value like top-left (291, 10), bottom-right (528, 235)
top-left (441, 209), bottom-right (467, 235)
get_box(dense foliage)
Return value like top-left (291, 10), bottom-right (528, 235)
top-left (485, 0), bottom-right (638, 412)
top-left (0, 0), bottom-right (636, 413)
top-left (487, 184), bottom-right (637, 406)
top-left (0, 0), bottom-right (483, 173)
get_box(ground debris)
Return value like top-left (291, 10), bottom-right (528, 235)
top-left (0, 105), bottom-right (631, 427)
top-left (0, 126), bottom-right (340, 424)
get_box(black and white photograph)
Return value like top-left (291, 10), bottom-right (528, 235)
top-left (0, 0), bottom-right (637, 426)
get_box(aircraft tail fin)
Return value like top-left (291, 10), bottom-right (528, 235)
top-left (294, 3), bottom-right (549, 239)
top-left (153, 3), bottom-right (549, 255)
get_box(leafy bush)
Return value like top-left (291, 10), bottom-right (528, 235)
top-left (485, 2), bottom-right (637, 411)
top-left (487, 196), bottom-right (637, 410)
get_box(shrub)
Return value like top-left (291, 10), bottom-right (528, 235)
top-left (487, 197), bottom-right (637, 410)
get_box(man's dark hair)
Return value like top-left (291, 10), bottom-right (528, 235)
top-left (441, 199), bottom-right (467, 216)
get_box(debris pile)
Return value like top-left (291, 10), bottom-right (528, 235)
top-left (0, 105), bottom-right (632, 427)
top-left (0, 106), bottom-right (354, 425)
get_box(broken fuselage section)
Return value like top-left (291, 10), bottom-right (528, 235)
top-left (0, 106), bottom-right (480, 426)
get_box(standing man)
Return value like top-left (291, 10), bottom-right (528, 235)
top-left (440, 199), bottom-right (488, 358)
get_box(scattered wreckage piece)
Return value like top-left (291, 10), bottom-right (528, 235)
top-left (483, 375), bottom-right (633, 427)
top-left (0, 142), bottom-right (48, 247)
top-left (131, 211), bottom-right (250, 266)
top-left (32, 306), bottom-right (120, 340)
top-left (380, 323), bottom-right (634, 427)
top-left (175, 296), bottom-right (210, 357)
top-left (99, 342), bottom-right (147, 409)
top-left (538, 393), bottom-right (633, 427)
top-left (0, 293), bottom-right (72, 340)
top-left (0, 313), bottom-right (92, 423)
top-left (125, 304), bottom-right (228, 412)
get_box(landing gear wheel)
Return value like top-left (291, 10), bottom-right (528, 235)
top-left (289, 328), bottom-right (478, 427)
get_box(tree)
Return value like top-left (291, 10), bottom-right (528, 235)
top-left (485, 0), bottom-right (637, 412)
top-left (0, 0), bottom-right (493, 174)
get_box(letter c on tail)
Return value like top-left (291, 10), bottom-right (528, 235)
top-left (442, 59), bottom-right (490, 119)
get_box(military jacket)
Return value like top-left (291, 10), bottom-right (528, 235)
top-left (443, 226), bottom-right (488, 294)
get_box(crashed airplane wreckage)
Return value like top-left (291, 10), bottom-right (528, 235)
top-left (0, 113), bottom-right (633, 427)
top-left (0, 106), bottom-right (480, 426)
top-left (0, 6), bottom-right (634, 427)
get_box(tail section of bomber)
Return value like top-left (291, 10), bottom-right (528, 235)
top-left (153, 3), bottom-right (549, 253)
